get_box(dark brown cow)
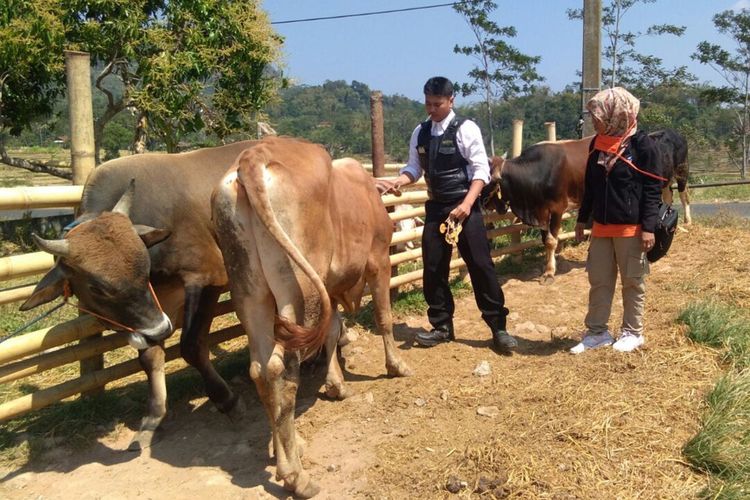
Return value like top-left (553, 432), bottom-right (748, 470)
top-left (483, 136), bottom-right (592, 284)
top-left (649, 128), bottom-right (691, 223)
top-left (20, 141), bottom-right (257, 450)
top-left (211, 136), bottom-right (412, 497)
top-left (483, 129), bottom-right (690, 283)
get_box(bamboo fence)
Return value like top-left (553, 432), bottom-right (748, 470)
top-left (0, 180), bottom-right (568, 422)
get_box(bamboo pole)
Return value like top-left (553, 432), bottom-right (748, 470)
top-left (389, 206), bottom-right (425, 223)
top-left (0, 186), bottom-right (83, 210)
top-left (65, 51), bottom-right (96, 185)
top-left (0, 284), bottom-right (35, 306)
top-left (512, 119), bottom-right (524, 158)
top-left (545, 122), bottom-right (557, 142)
top-left (0, 252), bottom-right (54, 281)
top-left (0, 324), bottom-right (246, 422)
top-left (0, 299), bottom-right (236, 384)
top-left (381, 190), bottom-right (429, 207)
top-left (0, 315), bottom-right (102, 365)
top-left (390, 227), bottom-right (423, 246)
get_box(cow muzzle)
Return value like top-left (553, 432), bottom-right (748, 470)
top-left (127, 313), bottom-right (173, 350)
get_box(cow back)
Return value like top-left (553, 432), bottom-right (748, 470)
top-left (80, 140), bottom-right (257, 284)
top-left (648, 129), bottom-right (688, 190)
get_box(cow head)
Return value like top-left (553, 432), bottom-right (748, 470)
top-left (20, 180), bottom-right (173, 349)
top-left (481, 155), bottom-right (510, 214)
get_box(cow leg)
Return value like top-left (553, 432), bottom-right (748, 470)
top-left (540, 212), bottom-right (562, 285)
top-left (662, 186), bottom-right (674, 205)
top-left (680, 188), bottom-right (691, 224)
top-left (368, 254), bottom-right (412, 377)
top-left (128, 341), bottom-right (166, 451)
top-left (242, 303), bottom-right (318, 498)
top-left (323, 311), bottom-right (351, 399)
top-left (179, 285), bottom-right (240, 416)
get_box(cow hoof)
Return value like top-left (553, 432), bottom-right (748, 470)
top-left (127, 429), bottom-right (156, 452)
top-left (284, 472), bottom-right (320, 499)
top-left (540, 274), bottom-right (555, 286)
top-left (387, 361), bottom-right (413, 378)
top-left (224, 395), bottom-right (247, 423)
top-left (324, 382), bottom-right (350, 400)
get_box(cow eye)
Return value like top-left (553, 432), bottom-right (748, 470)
top-left (89, 282), bottom-right (114, 298)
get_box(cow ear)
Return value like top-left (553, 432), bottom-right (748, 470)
top-left (133, 225), bottom-right (171, 248)
top-left (19, 265), bottom-right (69, 311)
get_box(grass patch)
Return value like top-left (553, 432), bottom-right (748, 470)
top-left (679, 301), bottom-right (750, 368)
top-left (683, 371), bottom-right (750, 482)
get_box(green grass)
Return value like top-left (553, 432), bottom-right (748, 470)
top-left (679, 301), bottom-right (750, 369)
top-left (680, 300), bottom-right (750, 496)
top-left (683, 372), bottom-right (750, 481)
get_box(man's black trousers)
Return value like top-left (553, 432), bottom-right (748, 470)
top-left (421, 200), bottom-right (508, 333)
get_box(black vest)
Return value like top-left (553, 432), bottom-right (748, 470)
top-left (417, 116), bottom-right (469, 203)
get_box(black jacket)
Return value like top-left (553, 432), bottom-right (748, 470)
top-left (577, 130), bottom-right (663, 233)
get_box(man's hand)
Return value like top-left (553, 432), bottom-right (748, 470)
top-left (449, 201), bottom-right (472, 222)
top-left (575, 222), bottom-right (587, 242)
top-left (375, 179), bottom-right (402, 196)
top-left (641, 230), bottom-right (655, 253)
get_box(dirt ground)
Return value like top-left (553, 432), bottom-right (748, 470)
top-left (2, 222), bottom-right (745, 500)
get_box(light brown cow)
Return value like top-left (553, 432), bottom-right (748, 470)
top-left (211, 136), bottom-right (412, 497)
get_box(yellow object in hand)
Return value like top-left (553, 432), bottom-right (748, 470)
top-left (439, 218), bottom-right (462, 246)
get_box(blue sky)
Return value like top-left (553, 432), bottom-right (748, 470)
top-left (262, 0), bottom-right (749, 102)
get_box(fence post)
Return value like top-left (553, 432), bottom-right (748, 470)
top-left (544, 122), bottom-right (557, 142)
top-left (65, 50), bottom-right (104, 394)
top-left (510, 120), bottom-right (524, 263)
top-left (370, 91), bottom-right (400, 301)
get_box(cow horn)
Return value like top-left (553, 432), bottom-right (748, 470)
top-left (112, 178), bottom-right (136, 217)
top-left (32, 234), bottom-right (70, 257)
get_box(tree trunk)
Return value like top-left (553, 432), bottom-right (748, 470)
top-left (132, 113), bottom-right (148, 154)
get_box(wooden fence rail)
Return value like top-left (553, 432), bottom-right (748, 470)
top-left (0, 183), bottom-right (541, 422)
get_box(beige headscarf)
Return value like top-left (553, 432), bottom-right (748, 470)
top-left (586, 87), bottom-right (640, 138)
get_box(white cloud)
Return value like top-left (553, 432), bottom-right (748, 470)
top-left (732, 0), bottom-right (750, 10)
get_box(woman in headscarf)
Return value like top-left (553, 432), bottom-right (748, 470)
top-left (571, 87), bottom-right (664, 354)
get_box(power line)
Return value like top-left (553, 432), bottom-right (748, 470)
top-left (271, 2), bottom-right (467, 25)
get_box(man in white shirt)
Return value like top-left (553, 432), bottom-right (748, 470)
top-left (376, 76), bottom-right (516, 353)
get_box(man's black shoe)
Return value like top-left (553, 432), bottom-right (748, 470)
top-left (492, 330), bottom-right (518, 353)
top-left (415, 325), bottom-right (455, 347)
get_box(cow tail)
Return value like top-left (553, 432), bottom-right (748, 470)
top-left (235, 147), bottom-right (332, 354)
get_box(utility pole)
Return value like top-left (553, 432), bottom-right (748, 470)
top-left (581, 0), bottom-right (602, 137)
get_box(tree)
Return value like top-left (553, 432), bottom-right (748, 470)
top-left (0, 0), bottom-right (70, 178)
top-left (567, 0), bottom-right (690, 91)
top-left (66, 0), bottom-right (285, 155)
top-left (692, 8), bottom-right (750, 178)
top-left (453, 0), bottom-right (542, 155)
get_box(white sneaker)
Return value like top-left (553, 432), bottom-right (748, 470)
top-left (570, 331), bottom-right (615, 354)
top-left (612, 331), bottom-right (644, 352)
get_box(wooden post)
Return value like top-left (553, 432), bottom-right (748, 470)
top-left (544, 122), bottom-right (557, 142)
top-left (65, 50), bottom-right (103, 392)
top-left (581, 0), bottom-right (602, 137)
top-left (511, 119), bottom-right (523, 158)
top-left (64, 51), bottom-right (96, 185)
top-left (370, 91), bottom-right (385, 178)
top-left (371, 91), bottom-right (399, 300)
top-left (511, 119), bottom-right (523, 263)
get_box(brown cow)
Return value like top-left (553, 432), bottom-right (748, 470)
top-left (20, 141), bottom-right (258, 450)
top-left (211, 136), bottom-right (412, 497)
top-left (483, 130), bottom-right (690, 283)
top-left (483, 136), bottom-right (592, 284)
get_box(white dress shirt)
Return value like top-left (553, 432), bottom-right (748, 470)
top-left (399, 110), bottom-right (490, 185)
